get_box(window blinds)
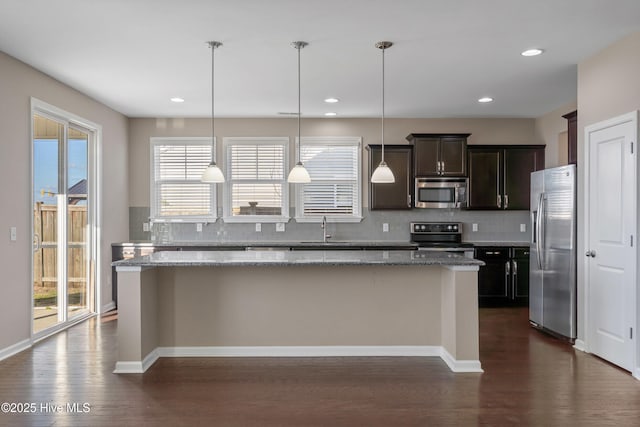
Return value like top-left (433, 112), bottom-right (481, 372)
top-left (298, 138), bottom-right (361, 218)
top-left (150, 140), bottom-right (215, 219)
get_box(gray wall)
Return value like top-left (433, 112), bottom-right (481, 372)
top-left (0, 51), bottom-right (129, 353)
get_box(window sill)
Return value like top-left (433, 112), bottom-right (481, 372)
top-left (295, 216), bottom-right (363, 223)
top-left (150, 217), bottom-right (218, 224)
top-left (222, 216), bottom-right (291, 224)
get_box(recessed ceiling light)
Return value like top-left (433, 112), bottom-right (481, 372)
top-left (478, 97), bottom-right (494, 103)
top-left (521, 48), bottom-right (544, 57)
top-left (324, 112), bottom-right (337, 116)
top-left (324, 98), bottom-right (339, 103)
top-left (170, 97), bottom-right (185, 103)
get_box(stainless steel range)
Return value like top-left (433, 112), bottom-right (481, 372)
top-left (410, 222), bottom-right (474, 258)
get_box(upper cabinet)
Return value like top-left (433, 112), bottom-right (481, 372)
top-left (367, 144), bottom-right (413, 210)
top-left (562, 110), bottom-right (577, 165)
top-left (406, 133), bottom-right (470, 177)
top-left (467, 145), bottom-right (545, 210)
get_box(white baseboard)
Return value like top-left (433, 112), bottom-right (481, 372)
top-left (114, 345), bottom-right (484, 374)
top-left (0, 339), bottom-right (32, 362)
top-left (113, 348), bottom-right (159, 374)
top-left (101, 301), bottom-right (116, 314)
top-left (157, 345), bottom-right (441, 358)
top-left (440, 348), bottom-right (483, 373)
top-left (573, 339), bottom-right (587, 352)
top-left (634, 367), bottom-right (640, 381)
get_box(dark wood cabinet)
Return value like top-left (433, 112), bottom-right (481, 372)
top-left (476, 246), bottom-right (530, 307)
top-left (467, 145), bottom-right (545, 210)
top-left (563, 110), bottom-right (577, 165)
top-left (367, 144), bottom-right (413, 210)
top-left (407, 133), bottom-right (469, 177)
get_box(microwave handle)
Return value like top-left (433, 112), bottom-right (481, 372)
top-left (454, 185), bottom-right (459, 207)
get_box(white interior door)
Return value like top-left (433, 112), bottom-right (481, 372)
top-left (586, 112), bottom-right (637, 372)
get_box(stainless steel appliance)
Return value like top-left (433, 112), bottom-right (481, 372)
top-left (414, 177), bottom-right (468, 209)
top-left (529, 164), bottom-right (577, 340)
top-left (410, 222), bottom-right (474, 258)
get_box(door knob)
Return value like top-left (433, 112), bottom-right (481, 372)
top-left (585, 250), bottom-right (596, 257)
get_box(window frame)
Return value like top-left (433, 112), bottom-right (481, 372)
top-left (222, 136), bottom-right (290, 223)
top-left (294, 136), bottom-right (363, 223)
top-left (149, 136), bottom-right (217, 223)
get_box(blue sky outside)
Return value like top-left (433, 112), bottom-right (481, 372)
top-left (34, 138), bottom-right (87, 205)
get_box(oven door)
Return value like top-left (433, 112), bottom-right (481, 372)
top-left (415, 178), bottom-right (468, 208)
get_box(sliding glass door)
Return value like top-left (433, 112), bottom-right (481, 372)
top-left (32, 111), bottom-right (95, 335)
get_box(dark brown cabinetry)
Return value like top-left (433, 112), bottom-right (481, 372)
top-left (475, 246), bottom-right (529, 307)
top-left (563, 110), bottom-right (577, 165)
top-left (406, 133), bottom-right (469, 177)
top-left (367, 144), bottom-right (413, 210)
top-left (467, 145), bottom-right (545, 210)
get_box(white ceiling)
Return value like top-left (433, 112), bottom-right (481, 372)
top-left (2, 0), bottom-right (640, 118)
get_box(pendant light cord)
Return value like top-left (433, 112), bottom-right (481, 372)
top-left (381, 45), bottom-right (385, 163)
top-left (297, 43), bottom-right (301, 163)
top-left (211, 42), bottom-right (216, 164)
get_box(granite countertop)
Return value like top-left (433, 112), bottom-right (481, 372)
top-left (467, 241), bottom-right (531, 247)
top-left (113, 249), bottom-right (484, 268)
top-left (112, 241), bottom-right (418, 249)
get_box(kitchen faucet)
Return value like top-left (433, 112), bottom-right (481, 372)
top-left (321, 216), bottom-right (332, 243)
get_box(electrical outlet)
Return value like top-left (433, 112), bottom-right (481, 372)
top-left (10, 227), bottom-right (16, 241)
top-left (520, 223), bottom-right (526, 232)
top-left (382, 223), bottom-right (389, 232)
top-left (276, 223), bottom-right (285, 232)
top-left (143, 222), bottom-right (150, 232)
top-left (472, 223), bottom-right (478, 232)
top-left (255, 223), bottom-right (262, 232)
top-left (196, 223), bottom-right (203, 232)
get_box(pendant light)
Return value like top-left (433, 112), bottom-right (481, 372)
top-left (201, 41), bottom-right (225, 183)
top-left (370, 41), bottom-right (395, 184)
top-left (287, 41), bottom-right (312, 183)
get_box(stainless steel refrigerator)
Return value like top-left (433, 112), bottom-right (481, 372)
top-left (529, 164), bottom-right (577, 340)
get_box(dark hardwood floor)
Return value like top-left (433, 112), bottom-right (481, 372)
top-left (1, 308), bottom-right (639, 426)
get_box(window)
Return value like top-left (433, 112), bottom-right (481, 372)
top-left (150, 137), bottom-right (216, 222)
top-left (295, 136), bottom-right (362, 222)
top-left (223, 137), bottom-right (289, 222)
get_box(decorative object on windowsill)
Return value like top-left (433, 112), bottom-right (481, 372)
top-left (201, 41), bottom-right (225, 183)
top-left (370, 41), bottom-right (395, 184)
top-left (287, 41), bottom-right (312, 183)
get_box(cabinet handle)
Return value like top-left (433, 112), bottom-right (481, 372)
top-left (505, 261), bottom-right (510, 297)
top-left (437, 161), bottom-right (442, 175)
top-left (497, 194), bottom-right (502, 208)
top-left (512, 260), bottom-right (517, 300)
top-left (408, 194), bottom-right (412, 208)
top-left (441, 161), bottom-right (445, 174)
top-left (504, 194), bottom-right (509, 209)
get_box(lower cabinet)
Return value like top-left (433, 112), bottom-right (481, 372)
top-left (475, 246), bottom-right (529, 307)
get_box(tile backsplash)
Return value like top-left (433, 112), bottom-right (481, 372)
top-left (129, 206), bottom-right (531, 244)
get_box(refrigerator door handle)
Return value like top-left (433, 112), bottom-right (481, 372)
top-left (536, 193), bottom-right (544, 270)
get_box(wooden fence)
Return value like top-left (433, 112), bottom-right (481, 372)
top-left (33, 203), bottom-right (87, 289)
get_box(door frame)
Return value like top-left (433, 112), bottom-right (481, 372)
top-left (582, 110), bottom-right (639, 379)
top-left (29, 98), bottom-right (102, 341)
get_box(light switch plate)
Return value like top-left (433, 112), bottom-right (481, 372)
top-left (143, 222), bottom-right (150, 232)
top-left (196, 223), bottom-right (203, 232)
top-left (255, 223), bottom-right (262, 232)
top-left (10, 227), bottom-right (16, 241)
top-left (382, 223), bottom-right (389, 232)
top-left (276, 223), bottom-right (285, 232)
top-left (520, 223), bottom-right (526, 232)
top-left (472, 223), bottom-right (478, 232)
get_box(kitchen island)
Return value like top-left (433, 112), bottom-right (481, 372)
top-left (113, 250), bottom-right (484, 374)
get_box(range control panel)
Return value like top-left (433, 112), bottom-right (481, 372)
top-left (410, 222), bottom-right (462, 234)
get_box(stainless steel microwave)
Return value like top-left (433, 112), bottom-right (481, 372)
top-left (415, 177), bottom-right (468, 208)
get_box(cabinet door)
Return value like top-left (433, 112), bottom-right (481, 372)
top-left (467, 148), bottom-right (502, 209)
top-left (511, 247), bottom-right (530, 305)
top-left (503, 148), bottom-right (545, 210)
top-left (440, 137), bottom-right (467, 176)
top-left (476, 247), bottom-right (510, 306)
top-left (563, 110), bottom-right (578, 165)
top-left (413, 138), bottom-right (440, 176)
top-left (369, 145), bottom-right (413, 210)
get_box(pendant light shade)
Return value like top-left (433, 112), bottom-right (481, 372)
top-left (287, 41), bottom-right (311, 184)
top-left (371, 41), bottom-right (395, 184)
top-left (201, 41), bottom-right (225, 183)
